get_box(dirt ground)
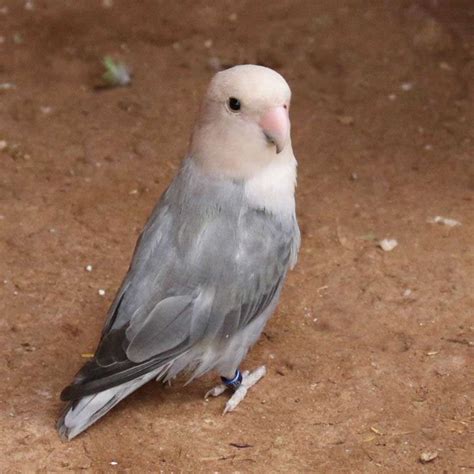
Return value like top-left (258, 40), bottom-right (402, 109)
top-left (0, 0), bottom-right (473, 472)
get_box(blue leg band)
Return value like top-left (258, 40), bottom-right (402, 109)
top-left (221, 370), bottom-right (242, 390)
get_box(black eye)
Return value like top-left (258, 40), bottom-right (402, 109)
top-left (228, 97), bottom-right (241, 111)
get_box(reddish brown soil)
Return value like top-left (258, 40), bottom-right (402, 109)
top-left (0, 1), bottom-right (473, 472)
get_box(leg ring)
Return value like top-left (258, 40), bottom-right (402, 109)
top-left (221, 370), bottom-right (242, 390)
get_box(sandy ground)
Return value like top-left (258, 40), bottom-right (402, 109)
top-left (0, 0), bottom-right (473, 472)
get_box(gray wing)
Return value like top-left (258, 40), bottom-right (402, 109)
top-left (61, 160), bottom-right (299, 401)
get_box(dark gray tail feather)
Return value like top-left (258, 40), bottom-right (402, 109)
top-left (57, 368), bottom-right (162, 440)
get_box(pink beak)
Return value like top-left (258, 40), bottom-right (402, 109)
top-left (259, 105), bottom-right (290, 154)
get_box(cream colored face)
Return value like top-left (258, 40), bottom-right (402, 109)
top-left (190, 65), bottom-right (293, 180)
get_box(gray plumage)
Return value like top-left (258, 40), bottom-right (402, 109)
top-left (58, 159), bottom-right (299, 439)
top-left (58, 64), bottom-right (300, 440)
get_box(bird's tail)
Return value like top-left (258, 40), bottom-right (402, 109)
top-left (57, 369), bottom-right (161, 440)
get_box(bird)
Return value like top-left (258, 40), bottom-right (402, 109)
top-left (57, 64), bottom-right (300, 440)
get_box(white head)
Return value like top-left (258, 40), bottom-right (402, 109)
top-left (190, 65), bottom-right (294, 180)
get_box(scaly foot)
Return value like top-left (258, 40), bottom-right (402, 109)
top-left (205, 365), bottom-right (267, 414)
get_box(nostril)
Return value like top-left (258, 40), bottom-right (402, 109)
top-left (283, 104), bottom-right (288, 109)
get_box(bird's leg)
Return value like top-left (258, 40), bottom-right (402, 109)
top-left (205, 366), bottom-right (267, 414)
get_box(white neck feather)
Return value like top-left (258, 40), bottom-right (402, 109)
top-left (244, 150), bottom-right (297, 217)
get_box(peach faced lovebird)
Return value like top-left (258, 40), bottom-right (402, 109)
top-left (58, 65), bottom-right (300, 440)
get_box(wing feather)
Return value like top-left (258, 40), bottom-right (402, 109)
top-left (62, 160), bottom-right (298, 400)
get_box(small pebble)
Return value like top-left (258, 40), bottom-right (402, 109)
top-left (85, 265), bottom-right (93, 272)
top-left (98, 289), bottom-right (106, 296)
top-left (439, 61), bottom-right (452, 71)
top-left (429, 216), bottom-right (461, 227)
top-left (337, 115), bottom-right (354, 125)
top-left (378, 239), bottom-right (398, 252)
top-left (204, 39), bottom-right (213, 48)
top-left (420, 450), bottom-right (438, 463)
top-left (0, 140), bottom-right (7, 151)
top-left (110, 460), bottom-right (118, 466)
top-left (400, 82), bottom-right (414, 91)
top-left (388, 94), bottom-right (397, 101)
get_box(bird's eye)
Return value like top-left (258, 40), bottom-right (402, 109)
top-left (228, 97), bottom-right (241, 112)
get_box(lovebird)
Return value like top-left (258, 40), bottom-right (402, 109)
top-left (58, 64), bottom-right (300, 440)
